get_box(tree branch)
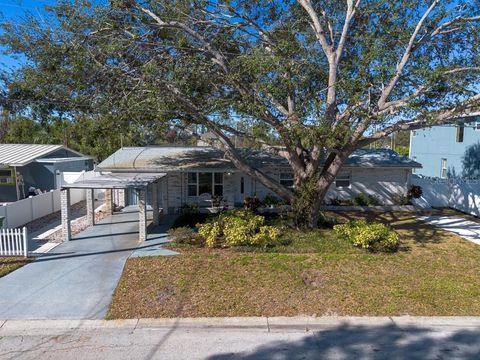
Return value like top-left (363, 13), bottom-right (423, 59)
top-left (377, 0), bottom-right (439, 109)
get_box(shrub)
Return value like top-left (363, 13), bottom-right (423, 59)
top-left (178, 203), bottom-right (199, 215)
top-left (367, 194), bottom-right (380, 206)
top-left (343, 198), bottom-right (354, 206)
top-left (317, 212), bottom-right (338, 229)
top-left (173, 204), bottom-right (210, 228)
top-left (329, 197), bottom-right (342, 206)
top-left (172, 212), bottom-right (209, 228)
top-left (354, 193), bottom-right (369, 206)
top-left (168, 227), bottom-right (204, 246)
top-left (243, 196), bottom-right (261, 211)
top-left (262, 194), bottom-right (282, 207)
top-left (392, 194), bottom-right (411, 206)
top-left (197, 209), bottom-right (281, 248)
top-left (333, 220), bottom-right (399, 252)
top-left (407, 185), bottom-right (423, 199)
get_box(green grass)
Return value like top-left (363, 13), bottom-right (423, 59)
top-left (108, 211), bottom-right (480, 318)
top-left (0, 257), bottom-right (30, 278)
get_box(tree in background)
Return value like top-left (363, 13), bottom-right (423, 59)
top-left (1, 0), bottom-right (479, 227)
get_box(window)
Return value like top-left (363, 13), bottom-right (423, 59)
top-left (456, 125), bottom-right (464, 143)
top-left (240, 177), bottom-right (244, 194)
top-left (412, 130), bottom-right (418, 137)
top-left (187, 172), bottom-right (197, 196)
top-left (214, 173), bottom-right (223, 196)
top-left (0, 169), bottom-right (14, 185)
top-left (475, 122), bottom-right (480, 131)
top-left (198, 173), bottom-right (212, 195)
top-left (279, 172), bottom-right (294, 188)
top-left (187, 172), bottom-right (224, 197)
top-left (335, 171), bottom-right (351, 188)
top-left (441, 158), bottom-right (447, 179)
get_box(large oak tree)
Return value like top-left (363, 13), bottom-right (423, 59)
top-left (1, 0), bottom-right (479, 226)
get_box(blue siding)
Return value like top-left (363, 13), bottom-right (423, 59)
top-left (0, 148), bottom-right (93, 202)
top-left (410, 121), bottom-right (480, 178)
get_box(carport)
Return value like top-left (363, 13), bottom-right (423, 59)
top-left (60, 172), bottom-right (166, 242)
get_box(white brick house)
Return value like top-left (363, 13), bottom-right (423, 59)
top-left (95, 146), bottom-right (421, 212)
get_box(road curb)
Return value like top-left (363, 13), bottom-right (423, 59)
top-left (1, 316), bottom-right (480, 335)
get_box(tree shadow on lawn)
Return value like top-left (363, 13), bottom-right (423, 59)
top-left (208, 323), bottom-right (480, 360)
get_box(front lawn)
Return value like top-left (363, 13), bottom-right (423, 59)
top-left (0, 257), bottom-right (31, 278)
top-left (108, 211), bottom-right (480, 318)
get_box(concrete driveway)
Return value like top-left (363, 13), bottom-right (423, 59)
top-left (420, 215), bottom-right (480, 246)
top-left (0, 207), bottom-right (164, 320)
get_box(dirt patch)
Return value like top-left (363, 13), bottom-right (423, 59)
top-left (301, 269), bottom-right (326, 288)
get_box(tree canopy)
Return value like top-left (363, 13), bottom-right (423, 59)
top-left (1, 0), bottom-right (479, 226)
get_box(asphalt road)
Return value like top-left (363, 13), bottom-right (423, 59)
top-left (0, 317), bottom-right (479, 359)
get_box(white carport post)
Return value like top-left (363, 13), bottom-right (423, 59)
top-left (152, 182), bottom-right (160, 226)
top-left (61, 188), bottom-right (71, 242)
top-left (138, 188), bottom-right (147, 242)
top-left (86, 188), bottom-right (95, 227)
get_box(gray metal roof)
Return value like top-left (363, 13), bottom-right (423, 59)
top-left (35, 156), bottom-right (92, 164)
top-left (97, 146), bottom-right (421, 172)
top-left (346, 148), bottom-right (422, 168)
top-left (0, 144), bottom-right (86, 167)
top-left (62, 172), bottom-right (167, 189)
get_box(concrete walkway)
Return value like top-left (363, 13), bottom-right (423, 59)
top-left (420, 215), bottom-right (480, 245)
top-left (0, 317), bottom-right (479, 359)
top-left (0, 208), bottom-right (173, 320)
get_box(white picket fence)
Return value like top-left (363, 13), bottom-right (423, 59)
top-left (0, 227), bottom-right (28, 257)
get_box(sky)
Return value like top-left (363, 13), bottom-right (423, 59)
top-left (0, 0), bottom-right (58, 71)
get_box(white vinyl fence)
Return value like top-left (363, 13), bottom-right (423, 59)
top-left (411, 175), bottom-right (480, 217)
top-left (0, 188), bottom-right (87, 229)
top-left (0, 227), bottom-right (28, 257)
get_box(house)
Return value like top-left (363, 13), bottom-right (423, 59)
top-left (59, 146), bottom-right (420, 242)
top-left (99, 146), bottom-right (420, 210)
top-left (0, 144), bottom-right (93, 202)
top-left (409, 120), bottom-right (480, 178)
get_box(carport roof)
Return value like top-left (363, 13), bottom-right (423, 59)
top-left (62, 172), bottom-right (166, 189)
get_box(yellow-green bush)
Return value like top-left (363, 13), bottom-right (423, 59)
top-left (333, 220), bottom-right (399, 252)
top-left (197, 209), bottom-right (281, 248)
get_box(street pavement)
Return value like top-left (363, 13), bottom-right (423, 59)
top-left (0, 317), bottom-right (479, 359)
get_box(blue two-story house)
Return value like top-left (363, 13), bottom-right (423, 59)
top-left (409, 119), bottom-right (480, 178)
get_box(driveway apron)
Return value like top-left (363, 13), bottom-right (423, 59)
top-left (0, 208), bottom-right (144, 320)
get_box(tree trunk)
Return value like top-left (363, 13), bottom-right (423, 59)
top-left (307, 183), bottom-right (330, 229)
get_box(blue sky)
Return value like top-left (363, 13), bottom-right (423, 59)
top-left (0, 0), bottom-right (57, 70)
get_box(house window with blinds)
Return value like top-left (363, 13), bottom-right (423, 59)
top-left (335, 171), bottom-right (351, 188)
top-left (279, 172), bottom-right (294, 188)
top-left (187, 172), bottom-right (224, 197)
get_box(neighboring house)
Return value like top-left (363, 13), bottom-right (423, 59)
top-left (91, 146), bottom-right (420, 212)
top-left (409, 120), bottom-right (480, 178)
top-left (0, 144), bottom-right (93, 202)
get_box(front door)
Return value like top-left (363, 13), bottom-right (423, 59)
top-left (234, 174), bottom-right (250, 206)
